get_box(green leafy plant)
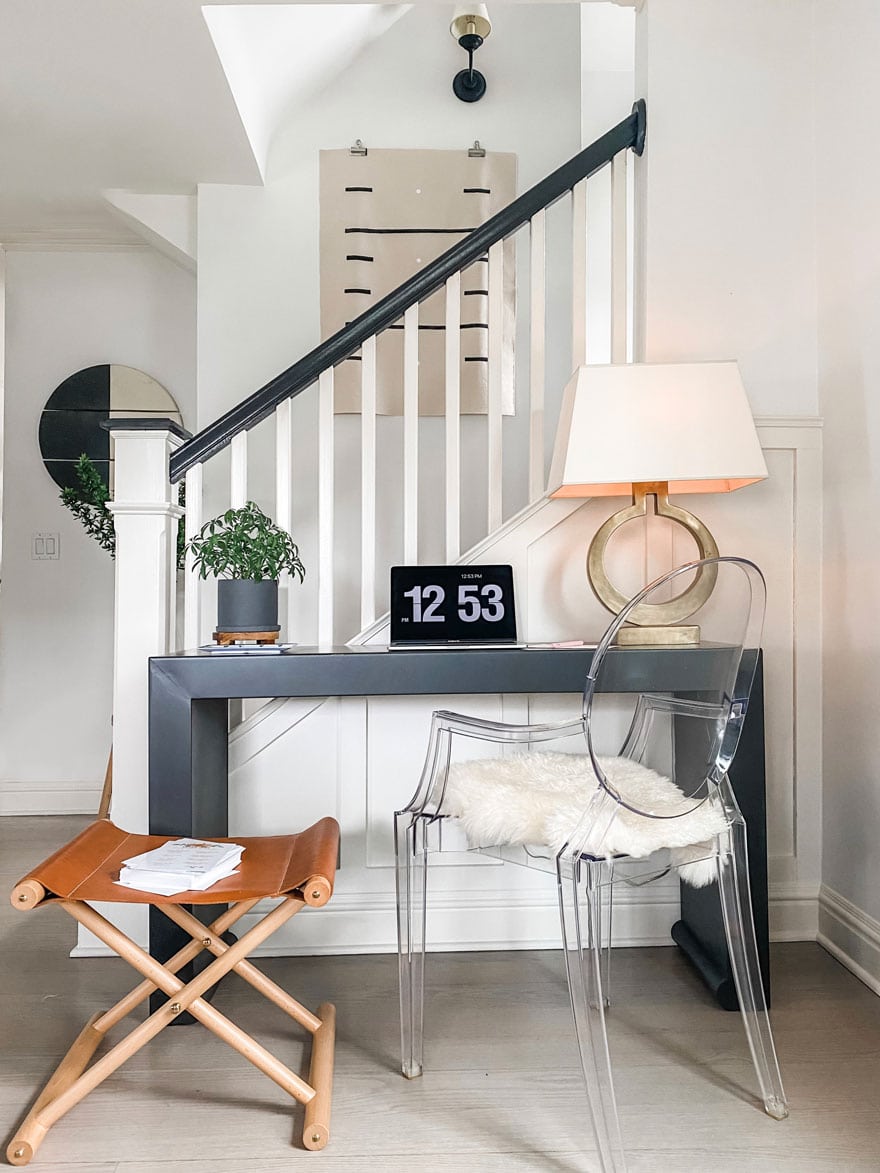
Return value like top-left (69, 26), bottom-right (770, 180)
top-left (186, 500), bottom-right (306, 582)
top-left (59, 452), bottom-right (186, 568)
top-left (60, 454), bottom-right (116, 557)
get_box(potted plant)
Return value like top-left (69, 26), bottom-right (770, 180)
top-left (186, 500), bottom-right (305, 638)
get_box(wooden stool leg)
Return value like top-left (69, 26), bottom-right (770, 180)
top-left (303, 1003), bottom-right (336, 1151)
top-left (96, 750), bottom-right (113, 821)
top-left (7, 1012), bottom-right (106, 1166)
top-left (160, 903), bottom-right (323, 1034)
top-left (96, 900), bottom-right (258, 1033)
top-left (8, 896), bottom-right (337, 1162)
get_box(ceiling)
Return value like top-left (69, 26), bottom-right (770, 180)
top-left (0, 0), bottom-right (409, 239)
top-left (0, 0), bottom-right (595, 242)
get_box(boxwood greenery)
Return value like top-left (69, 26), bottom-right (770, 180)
top-left (60, 453), bottom-right (186, 568)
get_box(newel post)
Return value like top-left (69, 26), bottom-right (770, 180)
top-left (104, 419), bottom-right (190, 833)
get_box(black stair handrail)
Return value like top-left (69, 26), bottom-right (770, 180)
top-left (170, 100), bottom-right (646, 482)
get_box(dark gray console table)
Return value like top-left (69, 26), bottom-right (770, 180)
top-left (147, 644), bottom-right (769, 1013)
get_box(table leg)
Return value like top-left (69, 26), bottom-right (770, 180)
top-left (149, 663), bottom-right (229, 1016)
top-left (671, 653), bottom-right (771, 1009)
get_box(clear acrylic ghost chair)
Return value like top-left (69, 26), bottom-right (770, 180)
top-left (394, 557), bottom-right (787, 1173)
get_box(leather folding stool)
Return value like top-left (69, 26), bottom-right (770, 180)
top-left (7, 817), bottom-right (339, 1165)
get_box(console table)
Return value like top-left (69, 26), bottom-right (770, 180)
top-left (147, 644), bottom-right (769, 1012)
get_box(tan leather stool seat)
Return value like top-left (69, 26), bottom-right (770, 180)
top-left (13, 817), bottom-right (339, 908)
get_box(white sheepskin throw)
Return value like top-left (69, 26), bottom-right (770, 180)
top-left (443, 752), bottom-right (727, 887)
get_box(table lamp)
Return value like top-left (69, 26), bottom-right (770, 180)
top-left (547, 361), bottom-right (767, 644)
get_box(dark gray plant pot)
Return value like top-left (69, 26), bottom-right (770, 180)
top-left (216, 579), bottom-right (280, 634)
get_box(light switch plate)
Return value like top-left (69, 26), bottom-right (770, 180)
top-left (32, 533), bottom-right (61, 560)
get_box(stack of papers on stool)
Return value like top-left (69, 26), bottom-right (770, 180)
top-left (116, 837), bottom-right (246, 895)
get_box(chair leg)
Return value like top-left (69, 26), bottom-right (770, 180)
top-left (395, 810), bottom-right (428, 1079)
top-left (716, 820), bottom-right (789, 1120)
top-left (598, 862), bottom-right (614, 1008)
top-left (557, 855), bottom-right (626, 1173)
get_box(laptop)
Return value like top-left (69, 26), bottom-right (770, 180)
top-left (389, 564), bottom-right (524, 650)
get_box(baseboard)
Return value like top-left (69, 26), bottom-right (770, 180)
top-left (0, 781), bottom-right (102, 816)
top-left (227, 888), bottom-right (678, 955)
top-left (769, 881), bottom-right (819, 941)
top-left (237, 882), bottom-right (818, 956)
top-left (818, 884), bottom-right (880, 997)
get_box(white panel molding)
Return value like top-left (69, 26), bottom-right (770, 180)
top-left (0, 781), bottom-right (102, 816)
top-left (755, 417), bottom-right (823, 896)
top-left (818, 884), bottom-right (880, 997)
top-left (229, 697), bottom-right (329, 771)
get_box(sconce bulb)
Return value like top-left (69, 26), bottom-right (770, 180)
top-left (450, 6), bottom-right (491, 43)
top-left (451, 4), bottom-right (490, 102)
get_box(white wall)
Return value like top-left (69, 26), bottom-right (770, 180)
top-left (630, 0), bottom-right (880, 993)
top-left (198, 4), bottom-right (584, 424)
top-left (631, 0), bottom-right (823, 926)
top-left (196, 3), bottom-right (585, 642)
top-left (635, 0), bottom-right (818, 413)
top-left (581, 2), bottom-right (634, 144)
top-left (813, 0), bottom-right (880, 990)
top-left (0, 248), bottom-right (195, 812)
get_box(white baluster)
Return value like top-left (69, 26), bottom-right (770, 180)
top-left (230, 431), bottom-right (247, 509)
top-left (183, 463), bottom-right (203, 651)
top-left (361, 334), bottom-right (377, 630)
top-left (275, 398), bottom-right (294, 641)
top-left (487, 240), bottom-right (504, 533)
top-left (317, 369), bottom-right (335, 646)
top-left (403, 304), bottom-right (419, 564)
top-left (611, 152), bottom-right (628, 364)
top-left (445, 271), bottom-right (461, 562)
top-left (571, 178), bottom-right (588, 369)
top-left (275, 399), bottom-right (293, 533)
top-left (529, 210), bottom-right (546, 501)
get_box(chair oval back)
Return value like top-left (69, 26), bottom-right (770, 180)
top-left (581, 556), bottom-right (766, 820)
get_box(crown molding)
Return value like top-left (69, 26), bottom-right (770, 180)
top-left (0, 226), bottom-right (148, 251)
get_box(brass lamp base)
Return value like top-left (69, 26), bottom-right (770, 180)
top-left (587, 482), bottom-right (719, 646)
top-left (616, 624), bottom-right (700, 646)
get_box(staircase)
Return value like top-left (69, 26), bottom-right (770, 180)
top-left (106, 103), bottom-right (646, 837)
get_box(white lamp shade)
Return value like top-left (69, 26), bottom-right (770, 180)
top-left (547, 361), bottom-right (768, 498)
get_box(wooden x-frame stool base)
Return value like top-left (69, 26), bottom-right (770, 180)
top-left (7, 818), bottom-right (340, 1166)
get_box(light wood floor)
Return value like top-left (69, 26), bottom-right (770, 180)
top-left (2, 817), bottom-right (879, 1172)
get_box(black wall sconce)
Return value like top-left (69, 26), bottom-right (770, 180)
top-left (450, 5), bottom-right (492, 103)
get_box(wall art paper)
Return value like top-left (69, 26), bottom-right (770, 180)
top-left (320, 148), bottom-right (517, 415)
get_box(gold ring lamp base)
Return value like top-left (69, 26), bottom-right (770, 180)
top-left (546, 362), bottom-right (770, 647)
top-left (586, 482), bottom-right (719, 646)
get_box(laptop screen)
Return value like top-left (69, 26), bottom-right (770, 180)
top-left (390, 565), bottom-right (518, 646)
